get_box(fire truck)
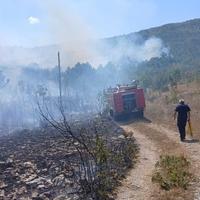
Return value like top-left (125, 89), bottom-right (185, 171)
top-left (104, 81), bottom-right (145, 120)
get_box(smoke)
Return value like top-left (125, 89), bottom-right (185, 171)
top-left (41, 0), bottom-right (101, 67)
top-left (39, 0), bottom-right (167, 67)
top-left (0, 0), bottom-right (168, 68)
top-left (38, 0), bottom-right (168, 67)
top-left (102, 37), bottom-right (168, 64)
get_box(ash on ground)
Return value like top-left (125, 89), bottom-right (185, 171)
top-left (0, 116), bottom-right (138, 200)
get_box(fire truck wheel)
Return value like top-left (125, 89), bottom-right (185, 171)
top-left (137, 111), bottom-right (144, 118)
top-left (109, 109), bottom-right (114, 117)
top-left (114, 115), bottom-right (120, 121)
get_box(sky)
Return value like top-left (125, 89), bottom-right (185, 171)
top-left (0, 0), bottom-right (200, 47)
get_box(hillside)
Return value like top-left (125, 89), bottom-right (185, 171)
top-left (125, 18), bottom-right (200, 67)
top-left (117, 19), bottom-right (200, 90)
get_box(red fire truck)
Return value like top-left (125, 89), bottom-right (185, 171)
top-left (105, 81), bottom-right (145, 120)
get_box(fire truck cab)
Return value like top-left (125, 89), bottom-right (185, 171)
top-left (105, 81), bottom-right (145, 120)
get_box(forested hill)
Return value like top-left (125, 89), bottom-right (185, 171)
top-left (130, 18), bottom-right (200, 67)
top-left (111, 18), bottom-right (200, 90)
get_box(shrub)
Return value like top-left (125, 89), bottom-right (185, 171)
top-left (92, 136), bottom-right (138, 199)
top-left (152, 155), bottom-right (192, 190)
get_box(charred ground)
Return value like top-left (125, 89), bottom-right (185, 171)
top-left (0, 116), bottom-right (138, 200)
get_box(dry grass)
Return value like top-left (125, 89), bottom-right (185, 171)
top-left (153, 188), bottom-right (193, 200)
top-left (152, 155), bottom-right (192, 190)
top-left (144, 82), bottom-right (200, 200)
top-left (145, 81), bottom-right (200, 139)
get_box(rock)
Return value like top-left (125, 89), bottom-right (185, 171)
top-left (26, 176), bottom-right (52, 192)
top-left (39, 191), bottom-right (52, 199)
top-left (52, 174), bottom-right (72, 187)
top-left (52, 174), bottom-right (65, 186)
top-left (0, 161), bottom-right (13, 170)
top-left (6, 158), bottom-right (14, 163)
top-left (0, 189), bottom-right (5, 197)
top-left (41, 168), bottom-right (48, 173)
top-left (21, 173), bottom-right (38, 183)
top-left (118, 135), bottom-right (125, 139)
top-left (39, 192), bottom-right (51, 200)
top-left (116, 128), bottom-right (124, 134)
top-left (0, 181), bottom-right (7, 189)
top-left (23, 161), bottom-right (36, 169)
top-left (53, 194), bottom-right (79, 200)
top-left (37, 184), bottom-right (46, 190)
top-left (31, 191), bottom-right (39, 198)
top-left (17, 186), bottom-right (27, 195)
top-left (53, 195), bottom-right (69, 200)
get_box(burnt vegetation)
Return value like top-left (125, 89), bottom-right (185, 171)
top-left (0, 115), bottom-right (138, 199)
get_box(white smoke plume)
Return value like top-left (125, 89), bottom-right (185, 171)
top-left (101, 37), bottom-right (168, 64)
top-left (40, 0), bottom-right (100, 67)
top-left (41, 0), bottom-right (168, 67)
top-left (0, 36), bottom-right (168, 68)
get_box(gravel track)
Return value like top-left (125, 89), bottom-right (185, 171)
top-left (116, 119), bottom-right (200, 200)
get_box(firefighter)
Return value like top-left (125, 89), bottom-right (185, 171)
top-left (174, 99), bottom-right (191, 142)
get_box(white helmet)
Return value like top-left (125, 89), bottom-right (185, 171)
top-left (179, 99), bottom-right (184, 104)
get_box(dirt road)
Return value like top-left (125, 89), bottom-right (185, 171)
top-left (116, 119), bottom-right (200, 200)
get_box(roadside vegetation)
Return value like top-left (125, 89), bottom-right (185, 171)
top-left (152, 155), bottom-right (192, 190)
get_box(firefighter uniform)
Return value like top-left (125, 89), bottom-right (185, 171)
top-left (175, 100), bottom-right (191, 141)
